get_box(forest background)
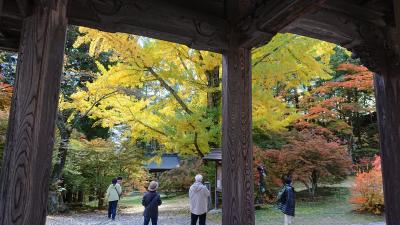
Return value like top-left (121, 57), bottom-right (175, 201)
top-left (0, 26), bottom-right (379, 212)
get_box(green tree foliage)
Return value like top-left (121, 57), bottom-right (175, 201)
top-left (61, 132), bottom-right (147, 208)
top-left (51, 26), bottom-right (115, 187)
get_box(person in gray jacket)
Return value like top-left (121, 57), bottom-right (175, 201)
top-left (189, 174), bottom-right (210, 225)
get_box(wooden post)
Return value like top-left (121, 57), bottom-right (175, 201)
top-left (374, 73), bottom-right (400, 224)
top-left (354, 23), bottom-right (400, 224)
top-left (214, 161), bottom-right (218, 209)
top-left (0, 1), bottom-right (68, 224)
top-left (394, 0), bottom-right (400, 39)
top-left (221, 35), bottom-right (254, 225)
top-left (0, 0), bottom-right (3, 18)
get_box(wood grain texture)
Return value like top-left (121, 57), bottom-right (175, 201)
top-left (353, 23), bottom-right (400, 225)
top-left (321, 0), bottom-right (386, 26)
top-left (0, 0), bottom-right (4, 18)
top-left (394, 0), bottom-right (400, 38)
top-left (283, 8), bottom-right (363, 48)
top-left (221, 36), bottom-right (254, 225)
top-left (15, 0), bottom-right (31, 17)
top-left (240, 0), bottom-right (326, 47)
top-left (374, 74), bottom-right (400, 225)
top-left (67, 0), bottom-right (227, 52)
top-left (0, 0), bottom-right (68, 224)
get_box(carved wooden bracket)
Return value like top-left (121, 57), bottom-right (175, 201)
top-left (88, 0), bottom-right (123, 16)
top-left (352, 23), bottom-right (400, 76)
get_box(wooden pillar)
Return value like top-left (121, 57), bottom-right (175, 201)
top-left (0, 1), bottom-right (68, 225)
top-left (354, 21), bottom-right (400, 224)
top-left (221, 35), bottom-right (254, 225)
top-left (0, 0), bottom-right (3, 18)
top-left (214, 161), bottom-right (218, 209)
top-left (374, 73), bottom-right (400, 224)
top-left (373, 29), bottom-right (400, 224)
top-left (394, 0), bottom-right (400, 39)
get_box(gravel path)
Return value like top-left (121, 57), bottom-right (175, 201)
top-left (354, 223), bottom-right (385, 225)
top-left (46, 212), bottom-right (219, 225)
top-left (46, 212), bottom-right (385, 225)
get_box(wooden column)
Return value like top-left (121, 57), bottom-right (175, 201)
top-left (0, 1), bottom-right (68, 225)
top-left (221, 36), bottom-right (254, 225)
top-left (355, 21), bottom-right (400, 224)
top-left (0, 0), bottom-right (3, 18)
top-left (373, 28), bottom-right (400, 224)
top-left (374, 73), bottom-right (400, 224)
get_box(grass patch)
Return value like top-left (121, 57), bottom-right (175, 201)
top-left (209, 187), bottom-right (384, 225)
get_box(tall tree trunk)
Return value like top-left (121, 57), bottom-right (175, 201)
top-left (97, 190), bottom-right (105, 209)
top-left (310, 170), bottom-right (319, 197)
top-left (51, 123), bottom-right (71, 183)
top-left (48, 114), bottom-right (72, 213)
top-left (206, 66), bottom-right (221, 110)
top-left (205, 66), bottom-right (221, 148)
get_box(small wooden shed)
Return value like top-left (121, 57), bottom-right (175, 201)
top-left (203, 148), bottom-right (222, 209)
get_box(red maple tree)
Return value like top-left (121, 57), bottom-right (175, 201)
top-left (254, 130), bottom-right (352, 197)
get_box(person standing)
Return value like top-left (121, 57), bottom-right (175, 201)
top-left (116, 176), bottom-right (123, 213)
top-left (106, 178), bottom-right (122, 220)
top-left (117, 176), bottom-right (123, 188)
top-left (189, 174), bottom-right (210, 225)
top-left (277, 176), bottom-right (296, 225)
top-left (142, 181), bottom-right (162, 225)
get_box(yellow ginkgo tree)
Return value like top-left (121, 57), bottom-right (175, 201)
top-left (64, 28), bottom-right (336, 157)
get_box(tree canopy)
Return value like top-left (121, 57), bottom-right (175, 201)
top-left (65, 29), bottom-right (337, 156)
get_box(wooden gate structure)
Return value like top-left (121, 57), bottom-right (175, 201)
top-left (0, 0), bottom-right (399, 224)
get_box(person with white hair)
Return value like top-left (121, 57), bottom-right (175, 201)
top-left (189, 174), bottom-right (210, 225)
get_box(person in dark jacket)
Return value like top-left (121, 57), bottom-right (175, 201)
top-left (142, 181), bottom-right (162, 225)
top-left (277, 176), bottom-right (295, 225)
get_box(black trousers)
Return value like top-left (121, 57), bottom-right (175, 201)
top-left (108, 200), bottom-right (118, 220)
top-left (191, 213), bottom-right (206, 225)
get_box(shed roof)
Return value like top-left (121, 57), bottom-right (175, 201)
top-left (146, 153), bottom-right (180, 171)
top-left (203, 148), bottom-right (222, 162)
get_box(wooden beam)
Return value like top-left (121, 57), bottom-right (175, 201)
top-left (225, 0), bottom-right (256, 23)
top-left (282, 9), bottom-right (363, 48)
top-left (67, 0), bottom-right (228, 52)
top-left (321, 0), bottom-right (386, 26)
top-left (16, 0), bottom-right (32, 17)
top-left (0, 0), bottom-right (68, 224)
top-left (221, 35), bottom-right (254, 225)
top-left (240, 0), bottom-right (326, 48)
top-left (0, 37), bottom-right (19, 51)
top-left (1, 0), bottom-right (24, 20)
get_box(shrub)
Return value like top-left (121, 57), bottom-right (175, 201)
top-left (350, 155), bottom-right (384, 214)
top-left (158, 159), bottom-right (209, 194)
